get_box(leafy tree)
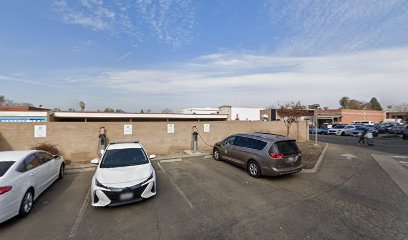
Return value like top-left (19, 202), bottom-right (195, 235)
top-left (277, 101), bottom-right (310, 136)
top-left (115, 109), bottom-right (125, 113)
top-left (79, 101), bottom-right (86, 111)
top-left (369, 97), bottom-right (383, 111)
top-left (140, 109), bottom-right (144, 113)
top-left (0, 95), bottom-right (5, 106)
top-left (103, 108), bottom-right (115, 112)
top-left (339, 97), bottom-right (350, 108)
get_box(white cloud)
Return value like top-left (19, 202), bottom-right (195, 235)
top-left (264, 0), bottom-right (408, 55)
top-left (52, 0), bottom-right (196, 48)
top-left (57, 47), bottom-right (408, 108)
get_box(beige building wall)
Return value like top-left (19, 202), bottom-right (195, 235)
top-left (0, 121), bottom-right (308, 163)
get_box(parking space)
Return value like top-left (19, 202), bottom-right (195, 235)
top-left (1, 148), bottom-right (408, 240)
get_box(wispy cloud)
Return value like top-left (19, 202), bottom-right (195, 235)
top-left (55, 47), bottom-right (408, 107)
top-left (264, 0), bottom-right (408, 55)
top-left (72, 40), bottom-right (97, 53)
top-left (114, 51), bottom-right (133, 63)
top-left (52, 0), bottom-right (196, 49)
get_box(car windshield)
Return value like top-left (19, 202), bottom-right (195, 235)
top-left (273, 141), bottom-right (299, 155)
top-left (0, 161), bottom-right (15, 177)
top-left (100, 148), bottom-right (148, 168)
top-left (334, 125), bottom-right (345, 129)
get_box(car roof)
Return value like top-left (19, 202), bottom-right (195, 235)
top-left (107, 142), bottom-right (143, 150)
top-left (0, 150), bottom-right (38, 162)
top-left (235, 133), bottom-right (293, 142)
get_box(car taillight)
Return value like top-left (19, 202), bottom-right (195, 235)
top-left (270, 153), bottom-right (284, 159)
top-left (0, 186), bottom-right (12, 195)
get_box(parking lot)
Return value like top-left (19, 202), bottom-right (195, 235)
top-left (1, 139), bottom-right (408, 240)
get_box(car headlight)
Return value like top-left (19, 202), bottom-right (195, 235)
top-left (95, 178), bottom-right (110, 189)
top-left (141, 172), bottom-right (154, 185)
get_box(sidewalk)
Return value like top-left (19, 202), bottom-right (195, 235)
top-left (65, 151), bottom-right (213, 173)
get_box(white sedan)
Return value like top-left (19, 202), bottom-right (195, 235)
top-left (90, 141), bottom-right (156, 207)
top-left (0, 150), bottom-right (65, 224)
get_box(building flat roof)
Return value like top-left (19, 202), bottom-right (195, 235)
top-left (52, 112), bottom-right (228, 120)
top-left (0, 111), bottom-right (48, 117)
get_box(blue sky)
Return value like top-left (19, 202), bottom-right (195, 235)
top-left (1, 0), bottom-right (407, 112)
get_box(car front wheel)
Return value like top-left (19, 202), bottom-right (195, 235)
top-left (213, 148), bottom-right (221, 161)
top-left (58, 164), bottom-right (65, 180)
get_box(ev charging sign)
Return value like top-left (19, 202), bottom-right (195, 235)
top-left (124, 125), bottom-right (132, 135)
top-left (34, 125), bottom-right (46, 138)
top-left (167, 124), bottom-right (175, 134)
top-left (203, 124), bottom-right (210, 133)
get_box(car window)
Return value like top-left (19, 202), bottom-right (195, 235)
top-left (234, 137), bottom-right (250, 148)
top-left (248, 139), bottom-right (267, 150)
top-left (272, 141), bottom-right (299, 155)
top-left (35, 152), bottom-right (53, 164)
top-left (21, 155), bottom-right (42, 172)
top-left (224, 136), bottom-right (236, 145)
top-left (0, 161), bottom-right (15, 177)
top-left (100, 148), bottom-right (149, 168)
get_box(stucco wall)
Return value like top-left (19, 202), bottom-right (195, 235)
top-left (0, 121), bottom-right (308, 163)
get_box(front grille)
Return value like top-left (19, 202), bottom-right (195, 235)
top-left (103, 184), bottom-right (148, 204)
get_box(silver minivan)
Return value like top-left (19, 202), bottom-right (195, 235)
top-left (213, 133), bottom-right (303, 178)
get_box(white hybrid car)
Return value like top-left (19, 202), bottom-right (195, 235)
top-left (0, 150), bottom-right (65, 224)
top-left (90, 141), bottom-right (156, 207)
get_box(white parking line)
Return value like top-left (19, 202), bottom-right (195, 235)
top-left (160, 158), bottom-right (182, 163)
top-left (68, 188), bottom-right (90, 239)
top-left (204, 155), bottom-right (212, 159)
top-left (157, 162), bottom-right (194, 209)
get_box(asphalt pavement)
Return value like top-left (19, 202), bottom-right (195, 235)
top-left (1, 136), bottom-right (408, 240)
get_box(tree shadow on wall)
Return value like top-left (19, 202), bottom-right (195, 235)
top-left (0, 132), bottom-right (13, 151)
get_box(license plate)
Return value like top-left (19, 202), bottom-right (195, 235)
top-left (287, 157), bottom-right (296, 162)
top-left (120, 192), bottom-right (134, 201)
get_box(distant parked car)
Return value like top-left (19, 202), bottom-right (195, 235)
top-left (351, 126), bottom-right (379, 137)
top-left (90, 141), bottom-right (157, 207)
top-left (389, 125), bottom-right (405, 134)
top-left (309, 126), bottom-right (328, 135)
top-left (0, 150), bottom-right (65, 224)
top-left (213, 133), bottom-right (302, 177)
top-left (328, 124), bottom-right (346, 135)
top-left (403, 126), bottom-right (408, 140)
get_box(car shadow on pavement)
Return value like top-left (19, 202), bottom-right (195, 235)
top-left (0, 173), bottom-right (80, 229)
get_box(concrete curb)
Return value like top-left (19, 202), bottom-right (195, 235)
top-left (65, 153), bottom-right (213, 174)
top-left (66, 166), bottom-right (96, 174)
top-left (301, 143), bottom-right (329, 174)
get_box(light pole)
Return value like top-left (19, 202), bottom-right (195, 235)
top-left (314, 108), bottom-right (319, 146)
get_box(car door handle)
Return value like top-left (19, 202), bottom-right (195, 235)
top-left (30, 172), bottom-right (36, 176)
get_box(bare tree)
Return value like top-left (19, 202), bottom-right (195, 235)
top-left (277, 101), bottom-right (310, 136)
top-left (396, 103), bottom-right (408, 121)
top-left (161, 108), bottom-right (173, 114)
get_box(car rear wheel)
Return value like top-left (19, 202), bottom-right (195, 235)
top-left (58, 164), bottom-right (65, 180)
top-left (403, 134), bottom-right (408, 140)
top-left (19, 190), bottom-right (34, 217)
top-left (247, 160), bottom-right (261, 178)
top-left (213, 148), bottom-right (221, 161)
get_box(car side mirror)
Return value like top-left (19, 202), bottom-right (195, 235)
top-left (91, 159), bottom-right (99, 165)
top-left (149, 155), bottom-right (156, 160)
top-left (53, 155), bottom-right (60, 159)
